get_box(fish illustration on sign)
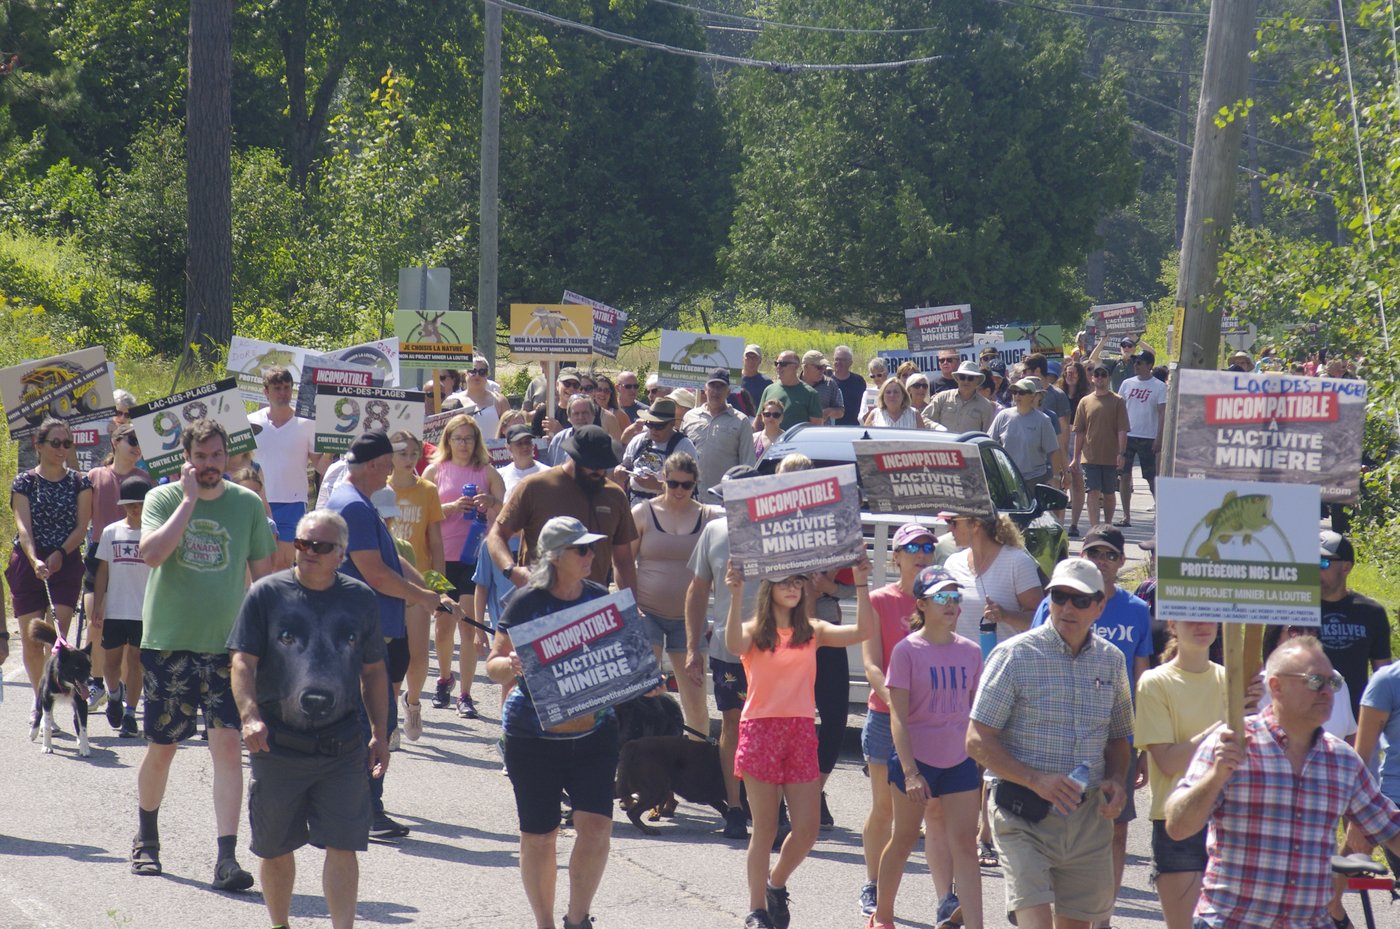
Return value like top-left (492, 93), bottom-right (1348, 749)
top-left (671, 337), bottom-right (722, 366)
top-left (1187, 491), bottom-right (1292, 561)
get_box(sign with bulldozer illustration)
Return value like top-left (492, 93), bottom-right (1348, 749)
top-left (0, 346), bottom-right (116, 439)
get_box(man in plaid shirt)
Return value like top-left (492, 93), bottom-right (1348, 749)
top-left (1166, 636), bottom-right (1400, 929)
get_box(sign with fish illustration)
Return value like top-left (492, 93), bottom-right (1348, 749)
top-left (655, 330), bottom-right (745, 390)
top-left (1171, 370), bottom-right (1367, 503)
top-left (562, 290), bottom-right (628, 359)
top-left (505, 589), bottom-right (660, 727)
top-left (723, 464), bottom-right (864, 580)
top-left (905, 304), bottom-right (974, 352)
top-left (854, 440), bottom-right (995, 518)
top-left (1156, 477), bottom-right (1320, 626)
top-left (227, 336), bottom-right (314, 403)
top-left (508, 304), bottom-right (594, 358)
top-left (1090, 301), bottom-right (1146, 337)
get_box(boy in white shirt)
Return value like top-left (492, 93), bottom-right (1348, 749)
top-left (92, 475), bottom-right (154, 737)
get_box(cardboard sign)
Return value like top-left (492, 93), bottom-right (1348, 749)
top-left (854, 440), bottom-right (994, 517)
top-left (905, 304), bottom-right (974, 353)
top-left (227, 337), bottom-right (313, 403)
top-left (656, 330), bottom-right (746, 390)
top-left (562, 290), bottom-right (628, 359)
top-left (506, 590), bottom-right (661, 727)
top-left (1172, 369), bottom-right (1366, 503)
top-left (312, 385), bottom-right (426, 454)
top-left (16, 412), bottom-right (113, 472)
top-left (877, 341), bottom-right (1030, 375)
top-left (1156, 477), bottom-right (1321, 626)
top-left (485, 436), bottom-right (548, 467)
top-left (1, 346), bottom-right (115, 439)
top-left (722, 464), bottom-right (864, 579)
top-left (395, 310), bottom-right (474, 371)
top-left (1091, 302), bottom-right (1146, 338)
top-left (1001, 324), bottom-right (1064, 359)
top-left (327, 338), bottom-right (400, 387)
top-left (294, 355), bottom-right (383, 419)
top-left (129, 379), bottom-right (255, 479)
top-left (508, 304), bottom-right (595, 358)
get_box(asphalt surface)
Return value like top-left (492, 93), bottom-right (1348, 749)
top-left (1, 478), bottom-right (1387, 929)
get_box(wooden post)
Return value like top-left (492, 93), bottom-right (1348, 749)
top-left (1223, 623), bottom-right (1246, 734)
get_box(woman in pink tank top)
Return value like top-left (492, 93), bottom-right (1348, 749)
top-left (723, 557), bottom-right (874, 929)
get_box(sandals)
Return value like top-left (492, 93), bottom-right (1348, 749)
top-left (130, 836), bottom-right (162, 876)
top-left (977, 841), bottom-right (999, 868)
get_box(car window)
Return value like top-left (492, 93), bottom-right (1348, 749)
top-left (984, 446), bottom-right (1033, 512)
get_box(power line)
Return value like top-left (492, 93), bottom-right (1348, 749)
top-left (490, 0), bottom-right (948, 71)
top-left (650, 0), bottom-right (947, 35)
top-left (1116, 81), bottom-right (1313, 156)
top-left (1130, 120), bottom-right (1333, 201)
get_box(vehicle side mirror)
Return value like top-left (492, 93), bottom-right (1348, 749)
top-left (1033, 483), bottom-right (1069, 514)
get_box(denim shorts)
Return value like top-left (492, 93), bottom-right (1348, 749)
top-left (861, 710), bottom-right (893, 765)
top-left (888, 754), bottom-right (979, 797)
top-left (643, 611), bottom-right (687, 652)
top-left (1151, 819), bottom-right (1207, 874)
top-left (1083, 463), bottom-right (1118, 495)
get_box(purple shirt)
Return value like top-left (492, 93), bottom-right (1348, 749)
top-left (885, 632), bottom-right (982, 769)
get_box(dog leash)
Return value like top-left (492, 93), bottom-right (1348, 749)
top-left (680, 722), bottom-right (717, 745)
top-left (40, 574), bottom-right (89, 700)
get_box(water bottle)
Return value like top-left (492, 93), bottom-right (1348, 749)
top-left (1067, 763), bottom-right (1091, 799)
top-left (461, 483), bottom-right (487, 562)
top-left (979, 619), bottom-right (997, 661)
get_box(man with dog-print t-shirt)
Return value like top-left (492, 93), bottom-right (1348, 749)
top-left (229, 508), bottom-right (389, 929)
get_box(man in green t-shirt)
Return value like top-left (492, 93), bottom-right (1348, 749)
top-left (130, 419), bottom-right (277, 890)
top-left (759, 350), bottom-right (824, 431)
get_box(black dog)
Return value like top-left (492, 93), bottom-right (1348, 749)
top-left (28, 619), bottom-right (91, 757)
top-left (615, 736), bottom-right (729, 835)
top-left (612, 692), bottom-right (683, 743)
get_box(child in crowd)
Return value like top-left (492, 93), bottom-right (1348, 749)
top-left (91, 475), bottom-right (153, 737)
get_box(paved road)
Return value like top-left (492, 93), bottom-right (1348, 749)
top-left (0, 480), bottom-right (1293, 929)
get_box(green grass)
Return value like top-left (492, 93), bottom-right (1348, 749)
top-left (1349, 562), bottom-right (1400, 657)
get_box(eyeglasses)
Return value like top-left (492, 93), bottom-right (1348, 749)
top-left (1277, 671), bottom-right (1345, 692)
top-left (293, 538), bottom-right (339, 554)
top-left (1049, 589), bottom-right (1099, 609)
top-left (665, 479), bottom-right (695, 490)
top-left (928, 590), bottom-right (963, 605)
top-left (1320, 557), bottom-right (1332, 569)
top-left (43, 439), bottom-right (74, 449)
top-left (568, 544), bottom-right (595, 557)
top-left (449, 434), bottom-right (476, 444)
top-left (1084, 548), bottom-right (1122, 562)
top-left (773, 576), bottom-right (808, 588)
top-left (762, 411), bottom-right (782, 419)
top-left (899, 542), bottom-right (936, 554)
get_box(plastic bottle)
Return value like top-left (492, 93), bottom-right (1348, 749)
top-left (461, 483), bottom-right (488, 562)
top-left (1067, 763), bottom-right (1091, 797)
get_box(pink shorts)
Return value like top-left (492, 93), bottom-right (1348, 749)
top-left (735, 717), bottom-right (819, 785)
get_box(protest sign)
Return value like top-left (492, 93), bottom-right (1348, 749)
top-left (1001, 324), bottom-right (1064, 359)
top-left (854, 440), bottom-right (995, 517)
top-left (656, 330), bottom-right (745, 390)
top-left (129, 379), bottom-right (255, 478)
top-left (226, 337), bottom-right (312, 402)
top-left (1155, 477), bottom-right (1320, 626)
top-left (294, 355), bottom-right (383, 418)
top-left (1090, 302), bottom-right (1146, 338)
top-left (723, 464), bottom-right (864, 579)
top-left (877, 340), bottom-right (1029, 375)
top-left (905, 304), bottom-right (974, 352)
top-left (326, 338), bottom-right (400, 387)
top-left (312, 385), bottom-right (425, 454)
top-left (506, 590), bottom-right (660, 728)
top-left (1, 346), bottom-right (115, 439)
top-left (485, 436), bottom-right (548, 467)
top-left (395, 310), bottom-right (474, 371)
top-left (562, 290), bottom-right (628, 359)
top-left (508, 304), bottom-right (594, 358)
top-left (1171, 369), bottom-right (1366, 503)
top-left (16, 413), bottom-right (112, 472)
top-left (421, 410), bottom-right (455, 446)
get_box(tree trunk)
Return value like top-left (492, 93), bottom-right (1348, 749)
top-left (282, 0), bottom-right (350, 190)
top-left (186, 0), bottom-right (234, 354)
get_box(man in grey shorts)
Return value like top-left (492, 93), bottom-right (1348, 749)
top-left (229, 509), bottom-right (390, 929)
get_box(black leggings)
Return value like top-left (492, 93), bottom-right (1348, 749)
top-left (815, 644), bottom-right (849, 775)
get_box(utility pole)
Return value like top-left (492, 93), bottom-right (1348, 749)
top-left (1167, 0), bottom-right (1258, 735)
top-left (477, 0), bottom-right (502, 375)
top-left (1173, 0), bottom-right (1257, 372)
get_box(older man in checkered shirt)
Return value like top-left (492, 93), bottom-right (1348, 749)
top-left (1166, 635), bottom-right (1400, 929)
top-left (967, 557), bottom-right (1134, 929)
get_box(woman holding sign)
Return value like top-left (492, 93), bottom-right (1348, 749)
top-left (485, 516), bottom-right (622, 929)
top-left (724, 556), bottom-right (874, 929)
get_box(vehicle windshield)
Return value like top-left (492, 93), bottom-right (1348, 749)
top-left (983, 446), bottom-right (1033, 512)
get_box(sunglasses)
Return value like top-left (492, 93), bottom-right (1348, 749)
top-left (293, 538), bottom-right (339, 554)
top-left (1320, 557), bottom-right (1331, 569)
top-left (1010, 389), bottom-right (1031, 396)
top-left (928, 590), bottom-right (963, 605)
top-left (775, 360), bottom-right (796, 368)
top-left (1049, 589), bottom-right (1099, 609)
top-left (909, 383), bottom-right (928, 391)
top-left (1277, 671), bottom-right (1344, 692)
top-left (938, 358), bottom-right (958, 365)
top-left (1091, 370), bottom-right (1109, 378)
top-left (955, 374), bottom-right (980, 381)
top-left (665, 479), bottom-right (695, 490)
top-left (762, 411), bottom-right (783, 419)
top-left (122, 434), bottom-right (140, 447)
top-left (43, 438), bottom-right (74, 449)
top-left (470, 367), bottom-right (490, 376)
top-left (646, 422), bottom-right (669, 430)
top-left (618, 382), bottom-right (639, 389)
top-left (580, 383), bottom-right (597, 392)
top-left (899, 542), bottom-right (936, 554)
top-left (561, 380), bottom-right (581, 389)
top-left (1084, 548), bottom-right (1122, 562)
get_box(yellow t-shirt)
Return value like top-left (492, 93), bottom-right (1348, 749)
top-left (387, 477), bottom-right (444, 567)
top-left (1134, 660), bottom-right (1228, 821)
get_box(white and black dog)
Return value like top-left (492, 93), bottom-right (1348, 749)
top-left (28, 618), bottom-right (91, 756)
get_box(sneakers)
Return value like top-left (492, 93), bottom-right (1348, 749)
top-left (457, 693), bottom-right (478, 719)
top-left (388, 729), bottom-right (401, 751)
top-left (764, 885), bottom-right (791, 929)
top-left (371, 812), bottom-right (411, 839)
top-left (1067, 525), bottom-right (1080, 539)
top-left (819, 791), bottom-right (834, 831)
top-left (743, 908), bottom-right (775, 929)
top-left (858, 880), bottom-right (878, 918)
top-left (936, 887), bottom-right (961, 927)
top-left (563, 916), bottom-right (594, 929)
top-left (722, 807), bottom-right (749, 840)
top-left (120, 713), bottom-right (139, 738)
top-left (432, 676), bottom-right (453, 709)
top-left (86, 679), bottom-right (107, 711)
top-left (211, 857), bottom-right (254, 891)
top-left (403, 696), bottom-right (423, 741)
top-left (106, 684), bottom-right (125, 729)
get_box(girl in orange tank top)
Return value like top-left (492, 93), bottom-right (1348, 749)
top-left (723, 556), bottom-right (875, 929)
